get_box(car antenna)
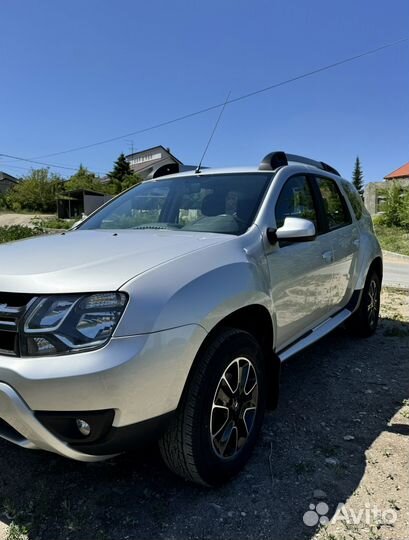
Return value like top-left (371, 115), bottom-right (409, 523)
top-left (195, 90), bottom-right (231, 173)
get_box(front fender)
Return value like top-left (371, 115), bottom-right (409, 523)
top-left (116, 236), bottom-right (272, 336)
top-left (155, 261), bottom-right (271, 333)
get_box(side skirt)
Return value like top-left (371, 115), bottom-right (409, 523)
top-left (277, 300), bottom-right (359, 363)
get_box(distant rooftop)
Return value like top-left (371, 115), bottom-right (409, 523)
top-left (0, 171), bottom-right (19, 183)
top-left (384, 162), bottom-right (409, 180)
top-left (124, 145), bottom-right (194, 180)
top-left (126, 145), bottom-right (182, 166)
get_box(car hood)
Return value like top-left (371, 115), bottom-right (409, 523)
top-left (0, 229), bottom-right (231, 293)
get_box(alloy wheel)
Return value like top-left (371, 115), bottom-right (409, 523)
top-left (210, 357), bottom-right (258, 459)
top-left (367, 279), bottom-right (379, 328)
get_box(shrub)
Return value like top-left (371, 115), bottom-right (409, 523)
top-left (399, 191), bottom-right (409, 230)
top-left (0, 225), bottom-right (44, 244)
top-left (382, 183), bottom-right (403, 227)
top-left (33, 217), bottom-right (75, 230)
top-left (0, 194), bottom-right (8, 210)
top-left (372, 214), bottom-right (386, 227)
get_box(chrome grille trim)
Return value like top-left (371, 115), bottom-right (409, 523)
top-left (0, 294), bottom-right (37, 356)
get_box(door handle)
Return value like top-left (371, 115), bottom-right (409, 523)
top-left (353, 239), bottom-right (360, 247)
top-left (322, 250), bottom-right (333, 263)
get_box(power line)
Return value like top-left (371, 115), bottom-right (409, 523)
top-left (0, 160), bottom-right (32, 171)
top-left (29, 36), bottom-right (408, 160)
top-left (0, 153), bottom-right (105, 175)
top-left (0, 164), bottom-right (33, 172)
top-left (0, 153), bottom-right (78, 171)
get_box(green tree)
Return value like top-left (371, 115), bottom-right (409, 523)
top-left (108, 153), bottom-right (133, 183)
top-left (5, 169), bottom-right (63, 212)
top-left (107, 153), bottom-right (142, 194)
top-left (352, 156), bottom-right (364, 197)
top-left (64, 164), bottom-right (100, 192)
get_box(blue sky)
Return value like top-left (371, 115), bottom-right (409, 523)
top-left (1, 0), bottom-right (408, 182)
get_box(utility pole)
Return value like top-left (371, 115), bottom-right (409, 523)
top-left (125, 140), bottom-right (135, 157)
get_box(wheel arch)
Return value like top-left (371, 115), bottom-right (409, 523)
top-left (181, 304), bottom-right (280, 410)
top-left (368, 256), bottom-right (383, 283)
top-left (354, 241), bottom-right (383, 289)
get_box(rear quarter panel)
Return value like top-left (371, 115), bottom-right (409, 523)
top-left (338, 179), bottom-right (382, 290)
top-left (354, 213), bottom-right (383, 289)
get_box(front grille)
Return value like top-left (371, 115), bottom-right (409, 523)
top-left (0, 293), bottom-right (36, 356)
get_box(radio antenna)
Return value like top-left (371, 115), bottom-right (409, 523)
top-left (195, 90), bottom-right (231, 173)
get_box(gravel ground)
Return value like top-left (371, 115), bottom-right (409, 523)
top-left (0, 288), bottom-right (408, 540)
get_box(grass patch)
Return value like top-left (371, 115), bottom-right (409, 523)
top-left (6, 523), bottom-right (29, 540)
top-left (374, 223), bottom-right (409, 256)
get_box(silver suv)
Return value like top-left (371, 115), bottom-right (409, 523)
top-left (0, 151), bottom-right (382, 485)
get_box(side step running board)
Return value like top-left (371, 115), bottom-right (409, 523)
top-left (278, 309), bottom-right (352, 363)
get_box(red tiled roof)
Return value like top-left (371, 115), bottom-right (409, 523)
top-left (384, 162), bottom-right (409, 179)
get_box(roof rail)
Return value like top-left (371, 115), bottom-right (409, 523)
top-left (258, 151), bottom-right (340, 176)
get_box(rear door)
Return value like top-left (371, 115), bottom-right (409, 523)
top-left (313, 176), bottom-right (358, 310)
top-left (268, 174), bottom-right (334, 350)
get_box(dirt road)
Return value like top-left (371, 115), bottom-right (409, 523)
top-left (0, 214), bottom-right (53, 228)
top-left (383, 251), bottom-right (409, 289)
top-left (0, 288), bottom-right (408, 540)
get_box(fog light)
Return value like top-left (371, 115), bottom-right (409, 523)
top-left (76, 418), bottom-right (91, 437)
top-left (27, 336), bottom-right (57, 356)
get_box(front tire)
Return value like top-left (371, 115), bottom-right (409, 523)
top-left (159, 328), bottom-right (267, 486)
top-left (346, 270), bottom-right (381, 337)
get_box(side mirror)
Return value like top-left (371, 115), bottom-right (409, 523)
top-left (267, 217), bottom-right (316, 244)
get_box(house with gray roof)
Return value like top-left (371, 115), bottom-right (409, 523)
top-left (0, 172), bottom-right (19, 195)
top-left (125, 145), bottom-right (195, 179)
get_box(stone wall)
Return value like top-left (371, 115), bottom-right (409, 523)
top-left (364, 178), bottom-right (409, 215)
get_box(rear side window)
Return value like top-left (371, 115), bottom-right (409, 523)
top-left (316, 177), bottom-right (352, 230)
top-left (275, 175), bottom-right (317, 228)
top-left (341, 180), bottom-right (364, 220)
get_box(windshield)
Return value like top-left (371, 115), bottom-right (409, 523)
top-left (79, 173), bottom-right (273, 235)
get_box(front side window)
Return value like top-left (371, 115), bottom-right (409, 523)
top-left (80, 173), bottom-right (273, 236)
top-left (316, 177), bottom-right (352, 230)
top-left (275, 175), bottom-right (317, 228)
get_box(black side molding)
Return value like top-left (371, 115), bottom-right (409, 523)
top-left (345, 289), bottom-right (363, 313)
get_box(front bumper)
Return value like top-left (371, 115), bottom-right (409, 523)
top-left (0, 324), bottom-right (207, 461)
top-left (0, 382), bottom-right (113, 461)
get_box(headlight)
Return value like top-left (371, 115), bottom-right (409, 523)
top-left (21, 292), bottom-right (127, 356)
